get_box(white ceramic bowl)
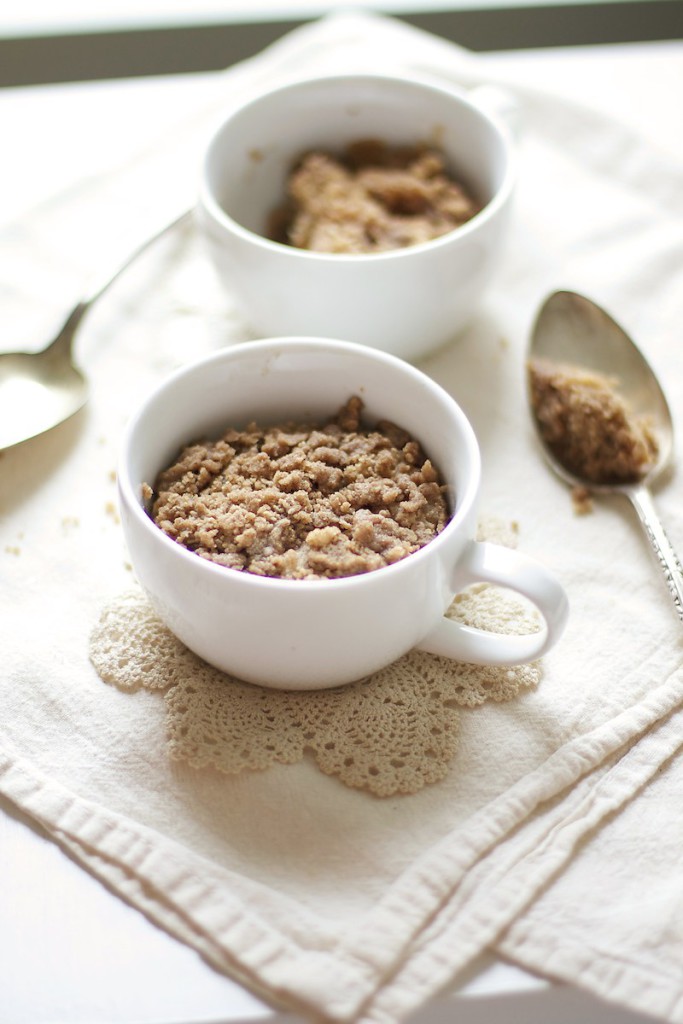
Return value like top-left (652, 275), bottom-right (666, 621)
top-left (118, 337), bottom-right (567, 690)
top-left (197, 73), bottom-right (514, 361)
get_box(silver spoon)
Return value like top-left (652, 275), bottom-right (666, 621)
top-left (527, 289), bottom-right (683, 621)
top-left (0, 208), bottom-right (192, 451)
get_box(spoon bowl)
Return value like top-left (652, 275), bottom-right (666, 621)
top-left (529, 289), bottom-right (673, 488)
top-left (0, 209), bottom-right (191, 453)
top-left (528, 289), bottom-right (683, 621)
top-left (0, 315), bottom-right (88, 450)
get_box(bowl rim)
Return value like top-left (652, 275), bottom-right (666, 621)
top-left (118, 336), bottom-right (482, 591)
top-left (197, 70), bottom-right (516, 263)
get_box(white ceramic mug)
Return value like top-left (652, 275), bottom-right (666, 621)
top-left (197, 73), bottom-right (514, 361)
top-left (118, 338), bottom-right (568, 690)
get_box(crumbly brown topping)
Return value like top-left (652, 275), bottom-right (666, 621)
top-left (269, 139), bottom-right (481, 254)
top-left (146, 396), bottom-right (449, 580)
top-left (571, 485), bottom-right (594, 516)
top-left (529, 358), bottom-right (659, 486)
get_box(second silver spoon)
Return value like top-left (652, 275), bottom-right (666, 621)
top-left (0, 207), bottom-right (192, 452)
top-left (528, 289), bottom-right (683, 621)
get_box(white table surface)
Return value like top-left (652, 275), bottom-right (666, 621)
top-left (1, 34), bottom-right (680, 1024)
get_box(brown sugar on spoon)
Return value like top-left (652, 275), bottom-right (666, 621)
top-left (528, 358), bottom-right (659, 496)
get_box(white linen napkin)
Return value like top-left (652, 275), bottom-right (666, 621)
top-left (2, 11), bottom-right (683, 1023)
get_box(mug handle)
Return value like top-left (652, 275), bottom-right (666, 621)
top-left (416, 541), bottom-right (569, 666)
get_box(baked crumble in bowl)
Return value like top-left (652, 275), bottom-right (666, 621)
top-left (118, 338), bottom-right (567, 690)
top-left (197, 73), bottom-right (514, 361)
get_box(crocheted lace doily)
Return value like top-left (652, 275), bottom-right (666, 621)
top-left (90, 518), bottom-right (542, 797)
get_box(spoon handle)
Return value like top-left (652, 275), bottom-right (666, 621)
top-left (628, 484), bottom-right (683, 622)
top-left (83, 207), bottom-right (194, 309)
top-left (44, 207), bottom-right (193, 359)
